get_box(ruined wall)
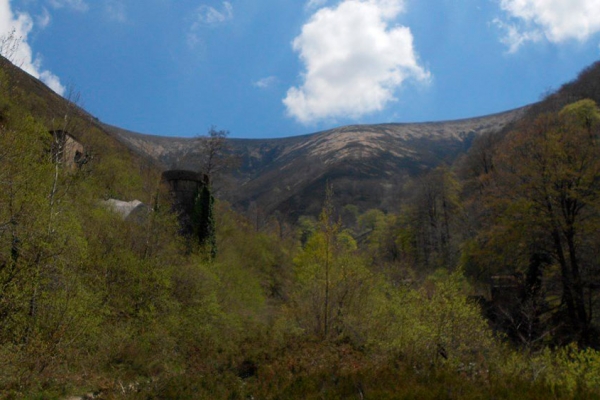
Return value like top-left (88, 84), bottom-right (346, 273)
top-left (49, 130), bottom-right (85, 169)
top-left (161, 170), bottom-right (209, 237)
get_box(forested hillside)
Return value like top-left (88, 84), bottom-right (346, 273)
top-left (2, 52), bottom-right (600, 399)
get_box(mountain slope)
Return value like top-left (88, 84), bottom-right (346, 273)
top-left (103, 107), bottom-right (527, 218)
top-left (0, 53), bottom-right (528, 220)
top-left (0, 55), bottom-right (162, 202)
top-left (5, 53), bottom-right (600, 221)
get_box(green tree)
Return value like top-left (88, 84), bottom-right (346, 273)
top-left (475, 100), bottom-right (600, 345)
top-left (193, 184), bottom-right (216, 258)
top-left (399, 166), bottom-right (464, 271)
top-left (291, 185), bottom-right (375, 340)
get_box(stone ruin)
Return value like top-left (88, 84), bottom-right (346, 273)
top-left (49, 130), bottom-right (86, 169)
top-left (161, 170), bottom-right (210, 238)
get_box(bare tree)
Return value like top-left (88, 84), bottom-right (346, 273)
top-left (198, 126), bottom-right (229, 183)
top-left (0, 29), bottom-right (25, 104)
top-left (0, 29), bottom-right (23, 68)
top-left (195, 126), bottom-right (241, 200)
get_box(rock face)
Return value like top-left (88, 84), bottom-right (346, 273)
top-left (103, 107), bottom-right (528, 219)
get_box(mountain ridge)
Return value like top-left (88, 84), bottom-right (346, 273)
top-left (0, 53), bottom-right (531, 219)
top-left (102, 106), bottom-right (528, 219)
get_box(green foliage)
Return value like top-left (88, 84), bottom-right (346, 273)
top-left (0, 68), bottom-right (10, 119)
top-left (292, 229), bottom-right (375, 339)
top-left (469, 100), bottom-right (600, 345)
top-left (3, 60), bottom-right (600, 398)
top-left (374, 270), bottom-right (497, 368)
top-left (290, 188), bottom-right (380, 341)
top-left (498, 344), bottom-right (600, 396)
top-left (192, 183), bottom-right (216, 257)
top-left (358, 208), bottom-right (386, 231)
top-left (297, 215), bottom-right (317, 246)
top-left (550, 345), bottom-right (600, 393)
top-left (388, 166), bottom-right (465, 272)
top-left (559, 98), bottom-right (600, 130)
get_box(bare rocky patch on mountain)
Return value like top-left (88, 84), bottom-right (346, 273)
top-left (102, 107), bottom-right (527, 219)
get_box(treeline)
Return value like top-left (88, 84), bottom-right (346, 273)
top-left (2, 54), bottom-right (600, 398)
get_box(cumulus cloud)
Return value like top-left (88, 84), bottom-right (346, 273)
top-left (496, 0), bottom-right (600, 51)
top-left (253, 76), bottom-right (278, 89)
top-left (284, 0), bottom-right (429, 124)
top-left (0, 0), bottom-right (65, 95)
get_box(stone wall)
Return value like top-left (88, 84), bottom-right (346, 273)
top-left (49, 130), bottom-right (85, 169)
top-left (161, 170), bottom-right (209, 237)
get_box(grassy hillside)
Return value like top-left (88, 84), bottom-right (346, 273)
top-left (0, 56), bottom-right (162, 203)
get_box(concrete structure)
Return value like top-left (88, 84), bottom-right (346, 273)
top-left (161, 170), bottom-right (209, 236)
top-left (102, 199), bottom-right (148, 221)
top-left (49, 130), bottom-right (85, 169)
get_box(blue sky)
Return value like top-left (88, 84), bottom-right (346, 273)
top-left (1, 0), bottom-right (600, 139)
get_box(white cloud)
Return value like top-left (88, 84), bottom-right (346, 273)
top-left (253, 76), bottom-right (278, 89)
top-left (39, 69), bottom-right (64, 94)
top-left (48, 0), bottom-right (88, 12)
top-left (493, 18), bottom-right (542, 53)
top-left (496, 0), bottom-right (600, 51)
top-left (283, 0), bottom-right (429, 124)
top-left (105, 0), bottom-right (126, 22)
top-left (0, 0), bottom-right (65, 95)
top-left (192, 2), bottom-right (233, 26)
top-left (188, 2), bottom-right (233, 48)
top-left (36, 8), bottom-right (51, 29)
top-left (305, 0), bottom-right (328, 10)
